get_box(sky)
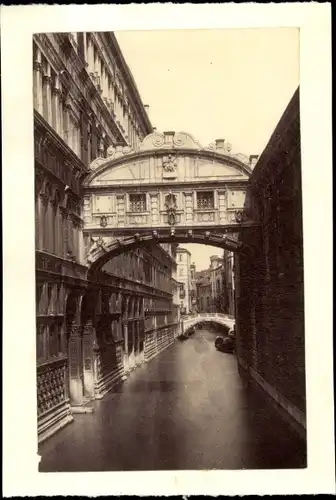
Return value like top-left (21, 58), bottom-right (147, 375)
top-left (116, 28), bottom-right (299, 271)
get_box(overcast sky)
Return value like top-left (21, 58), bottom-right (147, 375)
top-left (116, 28), bottom-right (299, 270)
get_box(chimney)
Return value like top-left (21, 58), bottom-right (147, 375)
top-left (163, 131), bottom-right (175, 145)
top-left (144, 104), bottom-right (150, 117)
top-left (249, 155), bottom-right (259, 168)
top-left (215, 139), bottom-right (225, 150)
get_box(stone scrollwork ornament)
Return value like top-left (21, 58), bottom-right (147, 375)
top-left (106, 145), bottom-right (116, 159)
top-left (165, 192), bottom-right (178, 226)
top-left (89, 157), bottom-right (106, 171)
top-left (87, 236), bottom-right (108, 262)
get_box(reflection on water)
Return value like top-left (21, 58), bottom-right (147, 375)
top-left (39, 328), bottom-right (306, 472)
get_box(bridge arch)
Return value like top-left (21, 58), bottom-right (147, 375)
top-left (86, 231), bottom-right (247, 277)
top-left (182, 313), bottom-right (235, 335)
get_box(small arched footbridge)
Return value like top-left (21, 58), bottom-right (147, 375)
top-left (182, 313), bottom-right (235, 334)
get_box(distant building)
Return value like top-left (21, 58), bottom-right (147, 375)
top-left (176, 247), bottom-right (192, 315)
top-left (195, 255), bottom-right (224, 313)
top-left (222, 250), bottom-right (235, 317)
top-left (189, 262), bottom-right (197, 313)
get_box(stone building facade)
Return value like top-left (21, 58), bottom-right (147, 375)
top-left (221, 249), bottom-right (235, 317)
top-left (195, 255), bottom-right (224, 313)
top-left (235, 87), bottom-right (306, 437)
top-left (176, 247), bottom-right (192, 315)
top-left (34, 32), bottom-right (179, 443)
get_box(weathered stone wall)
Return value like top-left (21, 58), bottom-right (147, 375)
top-left (236, 88), bottom-right (306, 436)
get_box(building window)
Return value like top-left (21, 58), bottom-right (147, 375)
top-left (197, 191), bottom-right (214, 210)
top-left (179, 284), bottom-right (185, 298)
top-left (179, 254), bottom-right (183, 262)
top-left (129, 193), bottom-right (146, 212)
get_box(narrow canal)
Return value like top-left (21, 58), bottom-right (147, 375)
top-left (39, 327), bottom-right (306, 471)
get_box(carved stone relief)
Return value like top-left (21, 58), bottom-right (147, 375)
top-left (164, 192), bottom-right (178, 226)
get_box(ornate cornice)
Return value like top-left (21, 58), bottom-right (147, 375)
top-left (34, 110), bottom-right (89, 181)
top-left (84, 131), bottom-right (252, 186)
top-left (102, 32), bottom-right (153, 136)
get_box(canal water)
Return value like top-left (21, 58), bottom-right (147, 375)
top-left (39, 327), bottom-right (306, 471)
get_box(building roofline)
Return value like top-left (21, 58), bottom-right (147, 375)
top-left (176, 247), bottom-right (192, 256)
top-left (108, 32), bottom-right (153, 135)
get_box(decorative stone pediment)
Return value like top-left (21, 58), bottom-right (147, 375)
top-left (86, 133), bottom-right (254, 187)
top-left (138, 131), bottom-right (203, 151)
top-left (87, 131), bottom-right (256, 177)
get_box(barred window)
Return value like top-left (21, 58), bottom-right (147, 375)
top-left (197, 191), bottom-right (214, 210)
top-left (129, 193), bottom-right (146, 212)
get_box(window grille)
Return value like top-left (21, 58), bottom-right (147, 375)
top-left (129, 194), bottom-right (146, 212)
top-left (197, 191), bottom-right (214, 210)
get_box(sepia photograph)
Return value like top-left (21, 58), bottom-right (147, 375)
top-left (2, 3), bottom-right (333, 497)
top-left (34, 28), bottom-right (306, 472)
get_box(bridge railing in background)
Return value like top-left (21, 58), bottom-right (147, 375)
top-left (181, 313), bottom-right (235, 333)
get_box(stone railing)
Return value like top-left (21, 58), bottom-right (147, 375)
top-left (37, 356), bottom-right (68, 416)
top-left (182, 313), bottom-right (235, 332)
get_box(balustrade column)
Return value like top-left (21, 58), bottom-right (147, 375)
top-left (33, 47), bottom-right (43, 113)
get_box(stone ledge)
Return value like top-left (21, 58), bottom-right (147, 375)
top-left (38, 406), bottom-right (74, 444)
top-left (237, 357), bottom-right (306, 440)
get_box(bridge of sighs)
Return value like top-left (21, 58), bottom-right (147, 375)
top-left (82, 131), bottom-right (259, 272)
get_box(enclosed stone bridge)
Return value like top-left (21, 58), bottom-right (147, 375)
top-left (182, 313), bottom-right (235, 334)
top-left (83, 131), bottom-right (259, 274)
